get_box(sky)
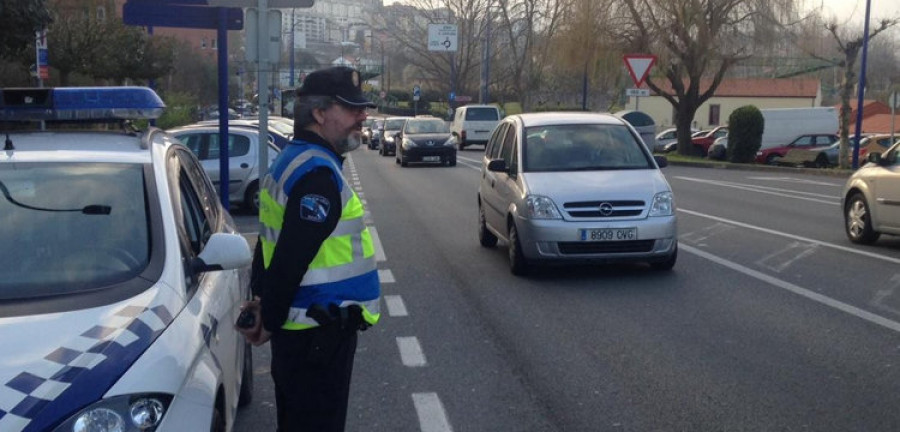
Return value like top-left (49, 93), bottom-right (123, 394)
top-left (814, 0), bottom-right (900, 24)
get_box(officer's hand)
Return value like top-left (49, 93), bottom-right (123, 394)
top-left (235, 298), bottom-right (271, 346)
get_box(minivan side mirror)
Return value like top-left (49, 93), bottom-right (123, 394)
top-left (654, 155), bottom-right (668, 168)
top-left (487, 159), bottom-right (508, 172)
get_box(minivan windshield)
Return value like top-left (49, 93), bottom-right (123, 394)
top-left (465, 107), bottom-right (499, 121)
top-left (0, 163), bottom-right (150, 299)
top-left (385, 119), bottom-right (406, 130)
top-left (523, 124), bottom-right (652, 172)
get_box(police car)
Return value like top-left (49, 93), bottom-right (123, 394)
top-left (0, 87), bottom-right (253, 432)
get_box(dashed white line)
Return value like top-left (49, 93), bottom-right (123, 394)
top-left (378, 269), bottom-right (395, 283)
top-left (412, 393), bottom-right (453, 432)
top-left (397, 336), bottom-right (427, 367)
top-left (369, 226), bottom-right (386, 262)
top-left (385, 295), bottom-right (408, 317)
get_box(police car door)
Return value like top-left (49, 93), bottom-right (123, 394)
top-left (171, 149), bottom-right (244, 419)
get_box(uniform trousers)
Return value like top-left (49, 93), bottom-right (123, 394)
top-left (270, 324), bottom-right (358, 432)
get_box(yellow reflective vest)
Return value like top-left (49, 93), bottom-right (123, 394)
top-left (259, 142), bottom-right (380, 330)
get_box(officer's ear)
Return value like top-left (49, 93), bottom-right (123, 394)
top-left (312, 106), bottom-right (327, 125)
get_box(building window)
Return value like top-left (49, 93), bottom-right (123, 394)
top-left (708, 104), bottom-right (721, 126)
top-left (97, 6), bottom-right (106, 21)
top-left (201, 38), bottom-right (207, 49)
top-left (211, 38), bottom-right (217, 49)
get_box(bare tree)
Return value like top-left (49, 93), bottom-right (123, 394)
top-left (493, 0), bottom-right (567, 111)
top-left (813, 18), bottom-right (899, 168)
top-left (374, 0), bottom-right (489, 103)
top-left (620, 0), bottom-right (768, 156)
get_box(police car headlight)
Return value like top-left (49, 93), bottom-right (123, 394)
top-left (649, 191), bottom-right (674, 217)
top-left (524, 195), bottom-right (561, 219)
top-left (54, 394), bottom-right (172, 432)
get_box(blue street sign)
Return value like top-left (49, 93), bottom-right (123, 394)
top-left (38, 49), bottom-right (48, 65)
top-left (413, 85), bottom-right (421, 97)
top-left (449, 91), bottom-right (455, 101)
top-left (123, 2), bottom-right (243, 30)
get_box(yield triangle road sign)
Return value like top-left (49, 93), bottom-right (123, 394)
top-left (623, 54), bottom-right (657, 88)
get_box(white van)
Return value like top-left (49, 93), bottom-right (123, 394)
top-left (759, 107), bottom-right (839, 150)
top-left (450, 104), bottom-right (502, 150)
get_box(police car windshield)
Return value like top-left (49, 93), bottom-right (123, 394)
top-left (0, 163), bottom-right (150, 299)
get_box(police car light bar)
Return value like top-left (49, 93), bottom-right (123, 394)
top-left (0, 87), bottom-right (165, 122)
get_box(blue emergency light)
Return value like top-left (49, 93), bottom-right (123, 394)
top-left (0, 87), bottom-right (165, 122)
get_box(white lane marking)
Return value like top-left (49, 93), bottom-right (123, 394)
top-left (871, 275), bottom-right (900, 317)
top-left (678, 208), bottom-right (900, 265)
top-left (746, 176), bottom-right (843, 187)
top-left (397, 336), bottom-right (427, 367)
top-left (455, 155), bottom-right (482, 170)
top-left (682, 244), bottom-right (900, 333)
top-left (679, 222), bottom-right (735, 245)
top-left (412, 393), bottom-right (453, 432)
top-left (755, 242), bottom-right (820, 273)
top-left (378, 269), bottom-right (395, 283)
top-left (385, 295), bottom-right (408, 317)
top-left (674, 176), bottom-right (839, 205)
top-left (369, 226), bottom-right (387, 262)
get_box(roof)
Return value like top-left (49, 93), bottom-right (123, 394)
top-left (833, 100), bottom-right (891, 119)
top-left (856, 114), bottom-right (900, 134)
top-left (516, 112), bottom-right (624, 127)
top-left (650, 78), bottom-right (819, 98)
top-left (1, 131), bottom-right (152, 164)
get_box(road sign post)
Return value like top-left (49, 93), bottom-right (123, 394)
top-left (623, 54), bottom-right (656, 111)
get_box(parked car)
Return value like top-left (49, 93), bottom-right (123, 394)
top-left (450, 104), bottom-right (502, 150)
top-left (379, 116), bottom-right (409, 156)
top-left (842, 139), bottom-right (900, 244)
top-left (395, 117), bottom-right (457, 167)
top-left (707, 137), bottom-right (729, 160)
top-left (0, 86), bottom-right (253, 432)
top-left (168, 124), bottom-right (280, 211)
top-left (755, 133), bottom-right (838, 165)
top-left (477, 112), bottom-right (677, 275)
top-left (655, 127), bottom-right (698, 153)
top-left (662, 129), bottom-right (707, 153)
top-left (194, 118), bottom-right (293, 149)
top-left (690, 126), bottom-right (728, 156)
top-left (850, 134), bottom-right (897, 165)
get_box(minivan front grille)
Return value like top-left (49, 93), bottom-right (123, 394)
top-left (563, 200), bottom-right (645, 218)
top-left (558, 240), bottom-right (655, 255)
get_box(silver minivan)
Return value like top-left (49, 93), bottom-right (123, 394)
top-left (477, 112), bottom-right (678, 275)
top-left (842, 139), bottom-right (900, 244)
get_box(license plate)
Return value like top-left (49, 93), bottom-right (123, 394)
top-left (580, 228), bottom-right (636, 241)
top-left (423, 156), bottom-right (440, 162)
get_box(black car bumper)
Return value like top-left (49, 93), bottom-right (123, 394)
top-left (405, 146), bottom-right (456, 162)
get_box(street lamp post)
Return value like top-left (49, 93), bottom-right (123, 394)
top-left (289, 8), bottom-right (295, 87)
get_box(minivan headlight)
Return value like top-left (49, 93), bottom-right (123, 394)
top-left (524, 195), bottom-right (561, 219)
top-left (649, 191), bottom-right (674, 216)
top-left (53, 394), bottom-right (173, 432)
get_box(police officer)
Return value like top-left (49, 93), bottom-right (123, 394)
top-left (237, 66), bottom-right (380, 432)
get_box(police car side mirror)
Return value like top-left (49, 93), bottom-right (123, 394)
top-left (487, 159), bottom-right (508, 172)
top-left (191, 233), bottom-right (252, 273)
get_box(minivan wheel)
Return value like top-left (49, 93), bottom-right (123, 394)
top-left (478, 204), bottom-right (498, 247)
top-left (244, 181), bottom-right (259, 212)
top-left (508, 223), bottom-right (529, 276)
top-left (237, 342), bottom-right (253, 407)
top-left (845, 193), bottom-right (880, 244)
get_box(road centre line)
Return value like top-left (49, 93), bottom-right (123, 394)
top-left (384, 295), bottom-right (408, 317)
top-left (674, 176), bottom-right (839, 205)
top-left (369, 226), bottom-right (386, 262)
top-left (678, 208), bottom-right (900, 266)
top-left (681, 244), bottom-right (900, 334)
top-left (378, 269), bottom-right (395, 283)
top-left (412, 393), bottom-right (453, 432)
top-left (397, 336), bottom-right (427, 367)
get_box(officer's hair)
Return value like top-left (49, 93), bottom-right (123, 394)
top-left (294, 95), bottom-right (334, 133)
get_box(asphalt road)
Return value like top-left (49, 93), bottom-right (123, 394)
top-left (232, 148), bottom-right (900, 431)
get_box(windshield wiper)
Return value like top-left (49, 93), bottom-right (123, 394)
top-left (0, 180), bottom-right (111, 214)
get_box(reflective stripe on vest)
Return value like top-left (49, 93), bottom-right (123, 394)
top-left (259, 143), bottom-right (380, 330)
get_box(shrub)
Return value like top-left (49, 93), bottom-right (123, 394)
top-left (157, 91), bottom-right (199, 130)
top-left (727, 105), bottom-right (764, 163)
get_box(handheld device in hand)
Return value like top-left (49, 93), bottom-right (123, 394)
top-left (236, 309), bottom-right (256, 329)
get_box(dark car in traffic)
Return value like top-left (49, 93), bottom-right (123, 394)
top-left (396, 117), bottom-right (457, 167)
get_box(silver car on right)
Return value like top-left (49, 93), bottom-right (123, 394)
top-left (477, 112), bottom-right (678, 275)
top-left (842, 139), bottom-right (900, 244)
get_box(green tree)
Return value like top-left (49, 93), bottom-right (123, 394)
top-left (727, 105), bottom-right (764, 163)
top-left (0, 0), bottom-right (52, 61)
top-left (91, 21), bottom-right (175, 85)
top-left (46, 10), bottom-right (104, 85)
